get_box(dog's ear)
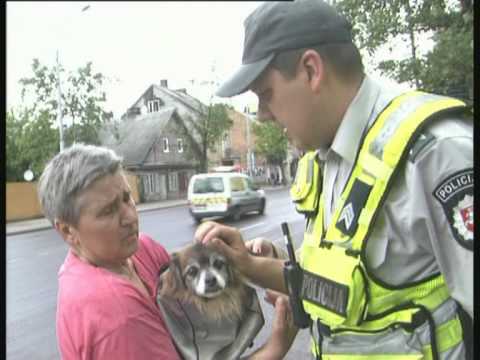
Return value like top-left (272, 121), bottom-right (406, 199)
top-left (157, 253), bottom-right (185, 297)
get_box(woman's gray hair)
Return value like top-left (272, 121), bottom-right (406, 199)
top-left (38, 143), bottom-right (123, 226)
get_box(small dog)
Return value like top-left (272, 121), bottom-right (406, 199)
top-left (157, 243), bottom-right (248, 321)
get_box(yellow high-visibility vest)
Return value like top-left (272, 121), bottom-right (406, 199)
top-left (292, 91), bottom-right (469, 359)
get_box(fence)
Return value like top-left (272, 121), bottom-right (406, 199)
top-left (6, 173), bottom-right (140, 222)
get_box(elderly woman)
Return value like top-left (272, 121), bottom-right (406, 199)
top-left (39, 144), bottom-right (294, 360)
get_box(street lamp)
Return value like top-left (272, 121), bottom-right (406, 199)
top-left (56, 50), bottom-right (65, 152)
top-left (56, 4), bottom-right (91, 152)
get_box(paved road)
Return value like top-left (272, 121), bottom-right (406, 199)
top-left (7, 188), bottom-right (313, 359)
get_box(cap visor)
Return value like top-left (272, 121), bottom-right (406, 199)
top-left (216, 54), bottom-right (274, 97)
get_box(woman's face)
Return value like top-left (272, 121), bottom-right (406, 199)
top-left (67, 171), bottom-right (139, 268)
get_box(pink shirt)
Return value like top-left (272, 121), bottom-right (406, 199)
top-left (56, 233), bottom-right (181, 360)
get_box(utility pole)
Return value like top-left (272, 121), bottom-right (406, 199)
top-left (56, 4), bottom-right (91, 152)
top-left (56, 50), bottom-right (65, 152)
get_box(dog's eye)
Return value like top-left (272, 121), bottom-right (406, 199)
top-left (212, 259), bottom-right (225, 270)
top-left (186, 266), bottom-right (198, 277)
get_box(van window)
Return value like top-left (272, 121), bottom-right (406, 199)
top-left (193, 177), bottom-right (224, 193)
top-left (230, 177), bottom-right (246, 192)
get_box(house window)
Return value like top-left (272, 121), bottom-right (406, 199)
top-left (177, 138), bottom-right (184, 153)
top-left (143, 173), bottom-right (159, 194)
top-left (163, 137), bottom-right (169, 152)
top-left (168, 172), bottom-right (178, 192)
top-left (148, 99), bottom-right (161, 113)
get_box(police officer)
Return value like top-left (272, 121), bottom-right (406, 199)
top-left (196, 1), bottom-right (473, 359)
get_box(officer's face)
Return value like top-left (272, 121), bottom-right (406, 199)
top-left (251, 56), bottom-right (335, 151)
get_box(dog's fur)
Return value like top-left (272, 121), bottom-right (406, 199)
top-left (157, 243), bottom-right (248, 322)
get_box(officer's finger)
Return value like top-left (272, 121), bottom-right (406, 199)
top-left (200, 223), bottom-right (242, 247)
top-left (194, 221), bottom-right (217, 243)
top-left (209, 236), bottom-right (237, 261)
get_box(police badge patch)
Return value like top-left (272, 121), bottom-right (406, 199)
top-left (433, 169), bottom-right (474, 250)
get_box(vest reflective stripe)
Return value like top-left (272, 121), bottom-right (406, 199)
top-left (310, 317), bottom-right (463, 360)
top-left (423, 317), bottom-right (463, 359)
top-left (367, 276), bottom-right (450, 316)
top-left (296, 91), bottom-right (468, 358)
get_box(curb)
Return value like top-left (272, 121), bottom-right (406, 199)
top-left (7, 201), bottom-right (189, 236)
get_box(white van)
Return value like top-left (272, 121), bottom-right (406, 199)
top-left (187, 172), bottom-right (266, 223)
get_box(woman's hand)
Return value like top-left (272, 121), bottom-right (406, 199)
top-left (246, 237), bottom-right (277, 258)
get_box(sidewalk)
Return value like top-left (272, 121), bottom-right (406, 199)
top-left (6, 198), bottom-right (188, 236)
top-left (6, 185), bottom-right (288, 236)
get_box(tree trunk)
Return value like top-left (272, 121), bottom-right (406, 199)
top-left (405, 0), bottom-right (421, 89)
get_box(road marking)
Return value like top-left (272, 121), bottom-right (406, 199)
top-left (240, 222), bottom-right (266, 232)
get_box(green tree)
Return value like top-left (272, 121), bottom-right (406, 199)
top-left (252, 121), bottom-right (288, 181)
top-left (176, 103), bottom-right (234, 172)
top-left (6, 109), bottom-right (29, 181)
top-left (19, 58), bottom-right (113, 147)
top-left (7, 58), bottom-right (112, 181)
top-left (337, 0), bottom-right (473, 100)
top-left (6, 107), bottom-right (59, 181)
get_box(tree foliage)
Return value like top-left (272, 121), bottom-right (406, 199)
top-left (337, 0), bottom-right (473, 100)
top-left (7, 58), bottom-right (112, 181)
top-left (19, 58), bottom-right (113, 146)
top-left (252, 121), bottom-right (288, 166)
top-left (6, 108), bottom-right (59, 181)
top-left (177, 103), bottom-right (234, 172)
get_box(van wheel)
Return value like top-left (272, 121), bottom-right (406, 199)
top-left (231, 208), bottom-right (242, 221)
top-left (258, 199), bottom-right (266, 215)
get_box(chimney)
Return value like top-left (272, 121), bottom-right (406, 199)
top-left (160, 79), bottom-right (168, 88)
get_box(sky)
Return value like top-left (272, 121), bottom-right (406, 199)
top-left (7, 1), bottom-right (416, 119)
top-left (7, 1), bottom-right (264, 118)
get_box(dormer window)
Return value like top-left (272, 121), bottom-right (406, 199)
top-left (148, 99), bottom-right (161, 113)
top-left (163, 137), bottom-right (169, 152)
top-left (177, 138), bottom-right (184, 153)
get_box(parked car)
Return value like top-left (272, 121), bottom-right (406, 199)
top-left (187, 172), bottom-right (266, 223)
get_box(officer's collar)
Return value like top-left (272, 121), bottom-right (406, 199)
top-left (317, 75), bottom-right (380, 164)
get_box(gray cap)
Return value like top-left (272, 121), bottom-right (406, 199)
top-left (216, 0), bottom-right (352, 98)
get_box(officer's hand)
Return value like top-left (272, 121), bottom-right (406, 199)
top-left (246, 237), bottom-right (276, 258)
top-left (195, 221), bottom-right (250, 272)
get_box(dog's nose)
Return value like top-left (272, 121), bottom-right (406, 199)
top-left (205, 274), bottom-right (217, 287)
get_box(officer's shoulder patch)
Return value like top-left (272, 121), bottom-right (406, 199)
top-left (408, 132), bottom-right (436, 163)
top-left (433, 169), bottom-right (474, 250)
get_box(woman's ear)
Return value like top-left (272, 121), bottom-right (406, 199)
top-left (54, 219), bottom-right (77, 247)
top-left (299, 49), bottom-right (325, 93)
